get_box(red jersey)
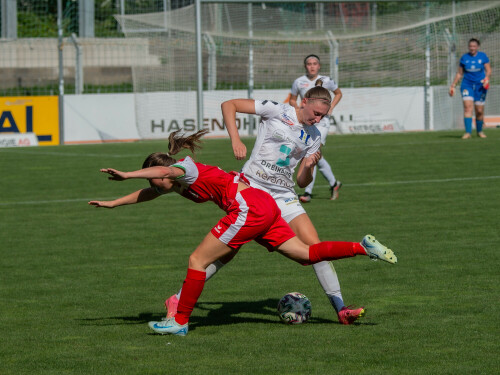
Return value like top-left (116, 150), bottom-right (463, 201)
top-left (171, 156), bottom-right (247, 212)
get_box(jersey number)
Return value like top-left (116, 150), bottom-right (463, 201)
top-left (277, 145), bottom-right (292, 167)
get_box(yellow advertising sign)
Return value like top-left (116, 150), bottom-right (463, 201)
top-left (0, 96), bottom-right (59, 146)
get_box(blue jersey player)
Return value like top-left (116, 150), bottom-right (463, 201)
top-left (449, 38), bottom-right (491, 139)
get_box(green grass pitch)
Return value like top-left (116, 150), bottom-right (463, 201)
top-left (1, 130), bottom-right (499, 374)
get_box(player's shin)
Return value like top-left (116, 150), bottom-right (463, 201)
top-left (175, 268), bottom-right (206, 325)
top-left (308, 241), bottom-right (366, 263)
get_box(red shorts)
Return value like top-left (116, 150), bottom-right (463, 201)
top-left (211, 187), bottom-right (295, 251)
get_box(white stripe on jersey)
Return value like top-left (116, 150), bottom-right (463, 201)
top-left (219, 192), bottom-right (249, 245)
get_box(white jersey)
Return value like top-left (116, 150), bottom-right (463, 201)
top-left (241, 100), bottom-right (322, 195)
top-left (291, 75), bottom-right (338, 129)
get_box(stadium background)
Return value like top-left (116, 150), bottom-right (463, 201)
top-left (0, 0), bottom-right (499, 145)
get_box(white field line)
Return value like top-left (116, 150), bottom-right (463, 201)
top-left (1, 138), bottom-right (498, 159)
top-left (1, 175), bottom-right (499, 206)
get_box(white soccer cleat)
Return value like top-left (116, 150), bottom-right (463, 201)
top-left (148, 318), bottom-right (188, 336)
top-left (361, 235), bottom-right (397, 264)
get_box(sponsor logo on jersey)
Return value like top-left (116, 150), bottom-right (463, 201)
top-left (272, 129), bottom-right (296, 144)
top-left (255, 169), bottom-right (294, 188)
top-left (260, 160), bottom-right (292, 178)
top-left (299, 129), bottom-right (311, 145)
top-left (280, 112), bottom-right (295, 126)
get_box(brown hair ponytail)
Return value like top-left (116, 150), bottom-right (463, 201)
top-left (142, 129), bottom-right (210, 169)
top-left (304, 79), bottom-right (331, 106)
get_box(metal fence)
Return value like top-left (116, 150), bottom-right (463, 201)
top-left (0, 0), bottom-right (193, 96)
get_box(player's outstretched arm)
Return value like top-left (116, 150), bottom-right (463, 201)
top-left (100, 166), bottom-right (183, 181)
top-left (89, 188), bottom-right (161, 208)
top-left (221, 99), bottom-right (255, 160)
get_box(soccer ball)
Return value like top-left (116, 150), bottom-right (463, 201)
top-left (277, 292), bottom-right (312, 324)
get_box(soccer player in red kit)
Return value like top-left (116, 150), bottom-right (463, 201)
top-left (89, 130), bottom-right (397, 336)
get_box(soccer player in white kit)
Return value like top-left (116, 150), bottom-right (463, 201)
top-left (290, 54), bottom-right (343, 202)
top-left (164, 84), bottom-right (366, 325)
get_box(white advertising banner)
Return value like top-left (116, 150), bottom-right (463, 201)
top-left (135, 87), bottom-right (425, 139)
top-left (61, 88), bottom-right (425, 144)
top-left (0, 132), bottom-right (39, 147)
top-left (64, 93), bottom-right (138, 143)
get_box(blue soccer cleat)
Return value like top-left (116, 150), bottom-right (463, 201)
top-left (361, 235), bottom-right (397, 264)
top-left (148, 318), bottom-right (188, 336)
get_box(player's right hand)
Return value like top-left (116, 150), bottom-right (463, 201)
top-left (449, 86), bottom-right (455, 97)
top-left (232, 140), bottom-right (247, 160)
top-left (88, 200), bottom-right (114, 208)
top-left (100, 168), bottom-right (128, 181)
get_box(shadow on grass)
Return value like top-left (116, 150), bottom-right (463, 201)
top-left (77, 298), bottom-right (356, 330)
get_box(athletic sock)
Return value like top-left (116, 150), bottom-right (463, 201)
top-left (464, 117), bottom-right (473, 133)
top-left (312, 261), bottom-right (345, 313)
top-left (175, 268), bottom-right (206, 325)
top-left (317, 157), bottom-right (336, 187)
top-left (304, 165), bottom-right (318, 195)
top-left (476, 119), bottom-right (484, 133)
top-left (175, 259), bottom-right (224, 300)
top-left (309, 241), bottom-right (366, 263)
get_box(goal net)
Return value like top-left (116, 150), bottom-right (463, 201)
top-left (116, 1), bottom-right (500, 138)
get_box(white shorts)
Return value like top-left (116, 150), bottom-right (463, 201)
top-left (247, 180), bottom-right (306, 223)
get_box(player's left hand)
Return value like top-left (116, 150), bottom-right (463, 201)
top-left (303, 151), bottom-right (321, 169)
top-left (100, 168), bottom-right (128, 181)
top-left (481, 78), bottom-right (490, 90)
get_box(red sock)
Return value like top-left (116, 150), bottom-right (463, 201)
top-left (175, 268), bottom-right (206, 325)
top-left (309, 241), bottom-right (366, 264)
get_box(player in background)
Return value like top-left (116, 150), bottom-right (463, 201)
top-left (290, 54), bottom-right (343, 202)
top-left (89, 130), bottom-right (397, 336)
top-left (449, 38), bottom-right (491, 139)
top-left (165, 84), bottom-right (367, 325)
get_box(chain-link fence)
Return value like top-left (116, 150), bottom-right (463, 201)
top-left (0, 0), bottom-right (193, 96)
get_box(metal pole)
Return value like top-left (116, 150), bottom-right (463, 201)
top-left (248, 2), bottom-right (254, 136)
top-left (195, 0), bottom-right (204, 131)
top-left (371, 2), bottom-right (377, 32)
top-left (163, 0), bottom-right (171, 38)
top-left (1, 0), bottom-right (17, 39)
top-left (424, 1), bottom-right (431, 131)
top-left (327, 31), bottom-right (338, 85)
top-left (120, 0), bottom-right (125, 33)
top-left (71, 33), bottom-right (84, 94)
top-left (57, 0), bottom-right (65, 144)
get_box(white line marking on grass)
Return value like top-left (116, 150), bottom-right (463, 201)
top-left (319, 175), bottom-right (500, 188)
top-left (1, 176), bottom-right (498, 206)
top-left (0, 197), bottom-right (124, 206)
top-left (4, 138), bottom-right (496, 158)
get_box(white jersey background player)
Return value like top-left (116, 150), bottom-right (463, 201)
top-left (162, 85), bottom-right (366, 326)
top-left (290, 54), bottom-right (343, 202)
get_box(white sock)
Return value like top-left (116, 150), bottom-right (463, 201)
top-left (176, 259), bottom-right (225, 299)
top-left (312, 261), bottom-right (345, 313)
top-left (317, 157), bottom-right (336, 187)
